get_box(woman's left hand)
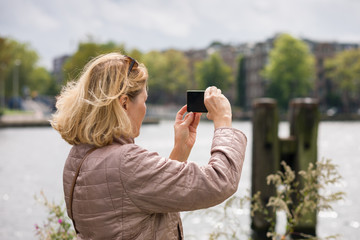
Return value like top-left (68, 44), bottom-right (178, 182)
top-left (169, 105), bottom-right (201, 162)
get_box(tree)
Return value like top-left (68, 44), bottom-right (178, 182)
top-left (162, 50), bottom-right (191, 102)
top-left (195, 52), bottom-right (233, 90)
top-left (235, 55), bottom-right (246, 108)
top-left (0, 37), bottom-right (14, 76)
top-left (2, 38), bottom-right (39, 98)
top-left (142, 49), bottom-right (191, 104)
top-left (63, 40), bottom-right (126, 83)
top-left (325, 49), bottom-right (360, 113)
top-left (142, 50), bottom-right (167, 103)
top-left (262, 34), bottom-right (315, 109)
top-left (28, 67), bottom-right (55, 96)
top-left (0, 36), bottom-right (54, 101)
top-left (0, 37), bottom-right (14, 110)
top-left (127, 48), bottom-right (144, 62)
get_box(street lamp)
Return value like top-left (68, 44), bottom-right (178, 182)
top-left (0, 63), bottom-right (5, 113)
top-left (13, 59), bottom-right (21, 109)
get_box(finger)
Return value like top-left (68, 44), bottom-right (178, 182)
top-left (176, 105), bottom-right (188, 121)
top-left (210, 86), bottom-right (220, 97)
top-left (190, 113), bottom-right (201, 130)
top-left (205, 87), bottom-right (211, 98)
top-left (206, 112), bottom-right (212, 120)
top-left (205, 86), bottom-right (215, 98)
top-left (182, 112), bottom-right (194, 126)
top-left (209, 86), bottom-right (216, 95)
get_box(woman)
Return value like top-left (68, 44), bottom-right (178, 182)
top-left (51, 52), bottom-right (247, 240)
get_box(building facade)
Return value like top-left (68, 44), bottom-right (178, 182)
top-left (239, 35), bottom-right (359, 111)
top-left (52, 35), bottom-right (359, 113)
top-left (52, 55), bottom-right (70, 85)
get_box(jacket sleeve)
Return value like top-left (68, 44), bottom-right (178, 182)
top-left (119, 127), bottom-right (247, 213)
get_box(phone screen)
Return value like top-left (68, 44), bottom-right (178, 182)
top-left (187, 90), bottom-right (208, 112)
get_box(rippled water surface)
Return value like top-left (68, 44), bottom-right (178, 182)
top-left (0, 121), bottom-right (359, 239)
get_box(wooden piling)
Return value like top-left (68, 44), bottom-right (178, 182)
top-left (251, 97), bottom-right (320, 238)
top-left (251, 98), bottom-right (279, 238)
top-left (288, 98), bottom-right (320, 237)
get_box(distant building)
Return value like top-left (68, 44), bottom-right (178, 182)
top-left (183, 49), bottom-right (207, 89)
top-left (52, 55), bottom-right (70, 85)
top-left (184, 43), bottom-right (240, 101)
top-left (206, 43), bottom-right (238, 70)
top-left (54, 36), bottom-right (359, 113)
top-left (239, 37), bottom-right (275, 109)
top-left (304, 39), bottom-right (359, 111)
top-left (238, 35), bottom-right (359, 111)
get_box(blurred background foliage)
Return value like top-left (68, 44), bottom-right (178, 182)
top-left (0, 35), bottom-right (235, 106)
top-left (325, 49), bottom-right (360, 113)
top-left (1, 34), bottom-right (360, 112)
top-left (0, 37), bottom-right (55, 98)
top-left (262, 34), bottom-right (316, 109)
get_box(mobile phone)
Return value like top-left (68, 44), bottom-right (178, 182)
top-left (187, 90), bottom-right (208, 113)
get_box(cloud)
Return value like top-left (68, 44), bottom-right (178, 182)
top-left (0, 0), bottom-right (58, 31)
top-left (96, 0), bottom-right (199, 38)
top-left (1, 0), bottom-right (359, 69)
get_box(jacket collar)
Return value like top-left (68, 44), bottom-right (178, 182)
top-left (113, 136), bottom-right (134, 145)
top-left (75, 137), bottom-right (134, 154)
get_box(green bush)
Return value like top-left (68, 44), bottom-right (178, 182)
top-left (208, 159), bottom-right (345, 240)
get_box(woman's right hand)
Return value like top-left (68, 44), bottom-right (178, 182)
top-left (169, 105), bottom-right (201, 162)
top-left (204, 86), bottom-right (232, 129)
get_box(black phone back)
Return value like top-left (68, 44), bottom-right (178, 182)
top-left (187, 90), bottom-right (208, 112)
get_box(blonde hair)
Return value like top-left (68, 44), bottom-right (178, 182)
top-left (51, 52), bottom-right (148, 147)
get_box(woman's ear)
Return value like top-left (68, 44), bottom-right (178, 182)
top-left (119, 95), bottom-right (129, 110)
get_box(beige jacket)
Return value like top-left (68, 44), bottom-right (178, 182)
top-left (63, 127), bottom-right (247, 239)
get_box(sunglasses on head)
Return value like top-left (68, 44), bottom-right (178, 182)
top-left (124, 55), bottom-right (139, 76)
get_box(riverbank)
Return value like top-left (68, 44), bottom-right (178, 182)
top-left (0, 113), bottom-right (160, 128)
top-left (1, 105), bottom-right (359, 128)
top-left (0, 113), bottom-right (50, 128)
top-left (237, 110), bottom-right (360, 122)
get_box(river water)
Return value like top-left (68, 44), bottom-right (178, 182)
top-left (0, 121), bottom-right (359, 239)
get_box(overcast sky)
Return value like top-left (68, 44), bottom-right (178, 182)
top-left (1, 0), bottom-right (360, 70)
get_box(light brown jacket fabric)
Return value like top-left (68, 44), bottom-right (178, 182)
top-left (63, 127), bottom-right (247, 239)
